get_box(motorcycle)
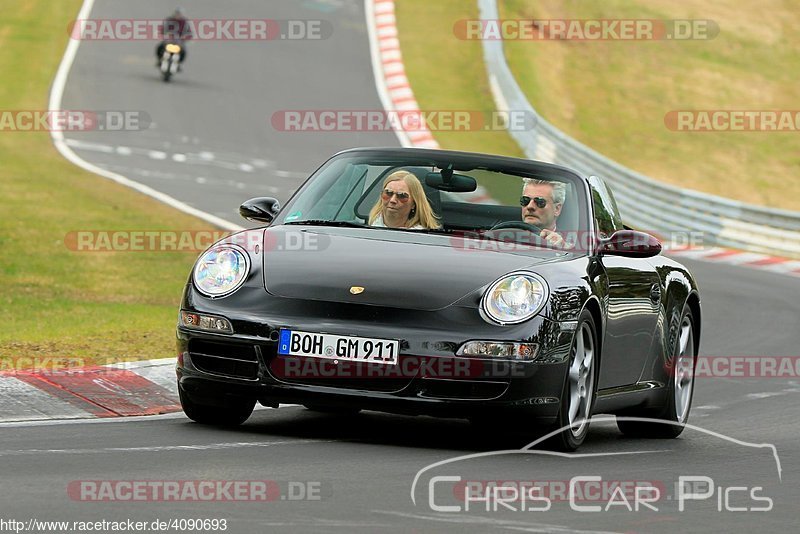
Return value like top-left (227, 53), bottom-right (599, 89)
top-left (159, 42), bottom-right (183, 82)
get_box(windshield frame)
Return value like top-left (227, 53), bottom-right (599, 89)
top-left (270, 148), bottom-right (594, 257)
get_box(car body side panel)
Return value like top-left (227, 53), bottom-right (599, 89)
top-left (638, 257), bottom-right (701, 392)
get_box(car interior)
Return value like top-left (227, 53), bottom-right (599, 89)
top-left (351, 166), bottom-right (580, 232)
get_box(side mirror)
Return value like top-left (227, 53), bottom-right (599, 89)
top-left (600, 230), bottom-right (661, 258)
top-left (239, 197), bottom-right (280, 223)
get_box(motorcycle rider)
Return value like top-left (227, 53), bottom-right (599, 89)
top-left (156, 7), bottom-right (192, 67)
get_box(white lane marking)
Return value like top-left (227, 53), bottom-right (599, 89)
top-left (694, 405), bottom-right (721, 410)
top-left (47, 0), bottom-right (243, 233)
top-left (64, 138), bottom-right (113, 153)
top-left (747, 392), bottom-right (786, 400)
top-left (0, 439), bottom-right (332, 457)
top-left (196, 177), bottom-right (208, 184)
top-left (0, 403), bottom-right (302, 428)
top-left (274, 170), bottom-right (308, 179)
top-left (0, 376), bottom-right (92, 421)
top-left (67, 140), bottom-right (272, 175)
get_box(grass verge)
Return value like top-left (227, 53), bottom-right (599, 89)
top-left (0, 0), bottom-right (215, 367)
top-left (394, 1), bottom-right (524, 159)
top-left (397, 0), bottom-right (799, 212)
top-left (499, 0), bottom-right (800, 211)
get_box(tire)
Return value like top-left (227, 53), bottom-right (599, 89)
top-left (178, 386), bottom-right (255, 426)
top-left (617, 305), bottom-right (696, 438)
top-left (548, 309), bottom-right (598, 451)
top-left (161, 56), bottom-right (172, 82)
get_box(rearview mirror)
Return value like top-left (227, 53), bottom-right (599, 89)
top-left (425, 171), bottom-right (477, 192)
top-left (600, 230), bottom-right (661, 258)
top-left (239, 197), bottom-right (280, 223)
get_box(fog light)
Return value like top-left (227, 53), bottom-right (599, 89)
top-left (180, 311), bottom-right (233, 334)
top-left (457, 341), bottom-right (539, 360)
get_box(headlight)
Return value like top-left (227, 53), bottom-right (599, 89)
top-left (192, 244), bottom-right (250, 298)
top-left (481, 273), bottom-right (548, 325)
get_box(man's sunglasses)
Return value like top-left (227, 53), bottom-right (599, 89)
top-left (382, 189), bottom-right (411, 203)
top-left (520, 196), bottom-right (548, 208)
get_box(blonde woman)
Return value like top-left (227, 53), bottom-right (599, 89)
top-left (368, 170), bottom-right (441, 229)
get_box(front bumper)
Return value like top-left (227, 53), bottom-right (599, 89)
top-left (176, 311), bottom-right (577, 422)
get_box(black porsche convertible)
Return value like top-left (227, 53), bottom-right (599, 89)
top-left (176, 147), bottom-right (701, 450)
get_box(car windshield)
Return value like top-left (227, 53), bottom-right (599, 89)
top-left (273, 151), bottom-right (590, 253)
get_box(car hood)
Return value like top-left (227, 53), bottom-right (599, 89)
top-left (262, 226), bottom-right (564, 311)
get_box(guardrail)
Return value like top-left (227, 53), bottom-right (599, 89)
top-left (478, 0), bottom-right (800, 259)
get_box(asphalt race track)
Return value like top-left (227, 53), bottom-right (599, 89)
top-left (59, 0), bottom-right (398, 222)
top-left (5, 1), bottom-right (798, 532)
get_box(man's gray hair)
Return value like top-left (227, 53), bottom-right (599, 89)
top-left (522, 178), bottom-right (566, 205)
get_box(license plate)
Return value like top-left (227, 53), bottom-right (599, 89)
top-left (277, 329), bottom-right (398, 365)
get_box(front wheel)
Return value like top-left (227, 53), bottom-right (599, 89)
top-left (548, 309), bottom-right (598, 451)
top-left (617, 305), bottom-right (696, 438)
top-left (160, 55), bottom-right (173, 82)
top-left (179, 386), bottom-right (255, 426)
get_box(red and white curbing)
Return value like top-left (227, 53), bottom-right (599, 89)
top-left (368, 0), bottom-right (493, 205)
top-left (665, 246), bottom-right (800, 277)
top-left (371, 0), bottom-right (439, 149)
top-left (0, 358), bottom-right (179, 422)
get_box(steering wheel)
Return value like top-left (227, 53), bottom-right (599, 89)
top-left (489, 220), bottom-right (543, 235)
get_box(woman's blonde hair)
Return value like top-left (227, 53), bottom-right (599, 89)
top-left (368, 170), bottom-right (441, 229)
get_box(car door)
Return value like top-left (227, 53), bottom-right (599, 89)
top-left (589, 176), bottom-right (662, 389)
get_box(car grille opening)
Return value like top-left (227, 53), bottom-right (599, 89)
top-left (188, 339), bottom-right (259, 380)
top-left (417, 378), bottom-right (509, 400)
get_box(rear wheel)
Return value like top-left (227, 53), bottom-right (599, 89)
top-left (179, 386), bottom-right (255, 426)
top-left (617, 305), bottom-right (696, 438)
top-left (549, 309), bottom-right (598, 451)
